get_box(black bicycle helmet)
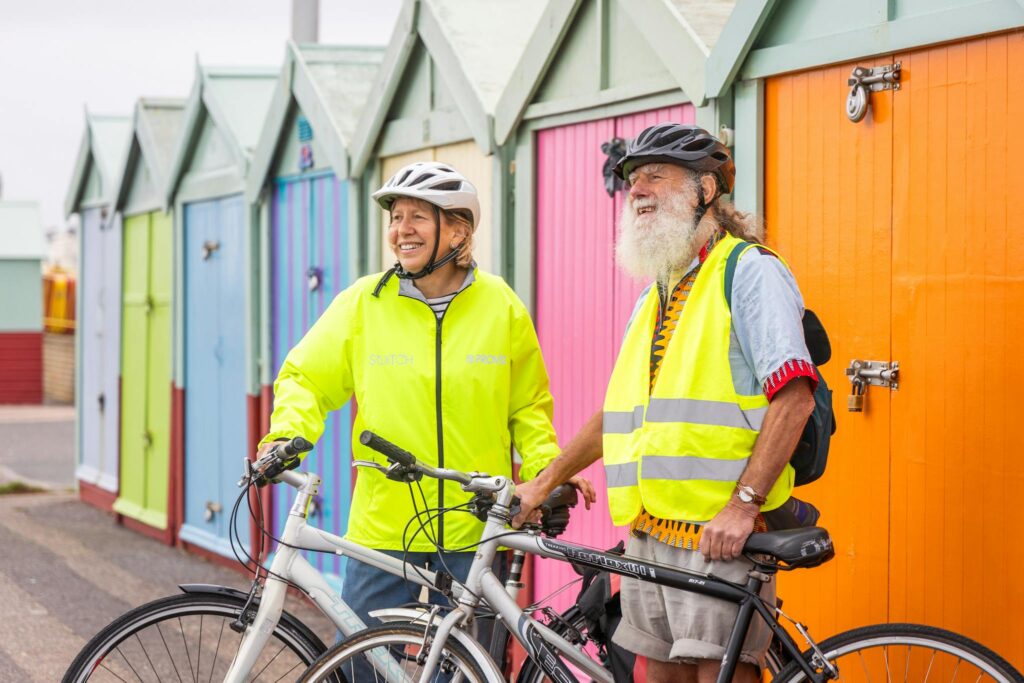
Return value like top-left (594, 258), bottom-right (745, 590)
top-left (613, 123), bottom-right (736, 196)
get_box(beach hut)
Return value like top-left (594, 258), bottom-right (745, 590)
top-left (499, 0), bottom-right (735, 608)
top-left (0, 202), bottom-right (46, 404)
top-left (348, 0), bottom-right (548, 278)
top-left (246, 42), bottom-right (383, 585)
top-left (110, 98), bottom-right (186, 543)
top-left (165, 64), bottom-right (276, 560)
top-left (65, 112), bottom-right (131, 509)
top-left (706, 0), bottom-right (1024, 666)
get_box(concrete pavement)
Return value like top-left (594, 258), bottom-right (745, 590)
top-left (0, 404), bottom-right (76, 490)
top-left (0, 406), bottom-right (334, 681)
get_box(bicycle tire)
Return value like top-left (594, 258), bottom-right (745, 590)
top-left (62, 591), bottom-right (327, 683)
top-left (515, 605), bottom-right (609, 683)
top-left (298, 621), bottom-right (491, 683)
top-left (773, 622), bottom-right (1024, 683)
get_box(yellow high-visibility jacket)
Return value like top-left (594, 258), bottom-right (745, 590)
top-left (603, 234), bottom-right (793, 525)
top-left (262, 269), bottom-right (560, 551)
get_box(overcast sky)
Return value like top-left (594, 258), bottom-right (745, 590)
top-left (0, 0), bottom-right (404, 230)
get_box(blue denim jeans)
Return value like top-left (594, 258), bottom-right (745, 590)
top-left (341, 549), bottom-right (509, 660)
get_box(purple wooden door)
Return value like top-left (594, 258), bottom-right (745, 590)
top-left (533, 103), bottom-right (694, 609)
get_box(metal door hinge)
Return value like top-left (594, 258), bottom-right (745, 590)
top-left (847, 62), bottom-right (901, 123)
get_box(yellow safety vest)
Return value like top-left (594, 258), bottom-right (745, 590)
top-left (602, 234), bottom-right (793, 525)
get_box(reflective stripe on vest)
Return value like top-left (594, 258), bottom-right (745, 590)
top-left (601, 234), bottom-right (794, 525)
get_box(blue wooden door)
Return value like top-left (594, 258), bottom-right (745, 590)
top-left (270, 173), bottom-right (351, 587)
top-left (180, 194), bottom-right (249, 557)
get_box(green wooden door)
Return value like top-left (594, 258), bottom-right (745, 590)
top-left (114, 210), bottom-right (172, 529)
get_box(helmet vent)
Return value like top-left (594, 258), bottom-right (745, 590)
top-left (432, 181), bottom-right (463, 192)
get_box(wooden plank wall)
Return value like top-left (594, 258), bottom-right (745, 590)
top-left (765, 29), bottom-right (1024, 667)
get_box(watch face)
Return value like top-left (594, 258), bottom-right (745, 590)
top-left (739, 490), bottom-right (753, 503)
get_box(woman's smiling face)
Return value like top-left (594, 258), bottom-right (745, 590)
top-left (388, 197), bottom-right (460, 272)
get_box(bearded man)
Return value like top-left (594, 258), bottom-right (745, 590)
top-left (515, 123), bottom-right (818, 682)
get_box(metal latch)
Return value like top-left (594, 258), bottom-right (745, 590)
top-left (845, 360), bottom-right (899, 412)
top-left (201, 240), bottom-right (220, 260)
top-left (306, 266), bottom-right (323, 292)
top-left (204, 501), bottom-right (223, 522)
top-left (847, 62), bottom-right (901, 122)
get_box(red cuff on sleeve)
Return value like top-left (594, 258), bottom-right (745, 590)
top-left (764, 359), bottom-right (819, 401)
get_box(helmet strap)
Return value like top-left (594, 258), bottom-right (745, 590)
top-left (693, 177), bottom-right (710, 229)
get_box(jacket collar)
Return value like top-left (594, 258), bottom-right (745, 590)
top-left (397, 264), bottom-right (477, 304)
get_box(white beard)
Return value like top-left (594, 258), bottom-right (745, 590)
top-left (616, 192), bottom-right (704, 281)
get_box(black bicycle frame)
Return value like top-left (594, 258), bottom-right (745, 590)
top-left (503, 534), bottom-right (826, 683)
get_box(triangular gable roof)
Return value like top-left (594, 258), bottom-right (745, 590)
top-left (246, 42), bottom-right (385, 201)
top-left (494, 0), bottom-right (735, 144)
top-left (63, 112), bottom-right (132, 217)
top-left (704, 0), bottom-right (776, 99)
top-left (113, 97), bottom-right (187, 212)
top-left (349, 0), bottom-right (548, 175)
top-left (164, 62), bottom-right (278, 205)
top-left (0, 201), bottom-right (46, 260)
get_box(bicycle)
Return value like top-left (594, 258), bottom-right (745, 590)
top-left (298, 431), bottom-right (1024, 683)
top-left (62, 436), bottom-right (592, 683)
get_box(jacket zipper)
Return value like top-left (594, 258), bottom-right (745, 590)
top-left (434, 314), bottom-right (445, 546)
top-left (432, 284), bottom-right (470, 548)
top-left (399, 282), bottom-right (471, 549)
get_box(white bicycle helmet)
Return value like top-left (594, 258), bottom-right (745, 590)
top-left (371, 162), bottom-right (481, 292)
top-left (372, 161), bottom-right (480, 228)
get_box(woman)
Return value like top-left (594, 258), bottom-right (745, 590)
top-left (257, 161), bottom-right (593, 632)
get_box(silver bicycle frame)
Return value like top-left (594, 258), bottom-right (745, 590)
top-left (222, 469), bottom-right (504, 683)
top-left (226, 462), bottom-right (610, 683)
top-left (409, 481), bottom-right (615, 683)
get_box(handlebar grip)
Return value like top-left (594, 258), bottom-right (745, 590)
top-left (359, 431), bottom-right (417, 467)
top-left (282, 436), bottom-right (314, 457)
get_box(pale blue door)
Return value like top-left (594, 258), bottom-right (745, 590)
top-left (180, 194), bottom-right (248, 557)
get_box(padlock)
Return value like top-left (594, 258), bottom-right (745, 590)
top-left (847, 393), bottom-right (864, 412)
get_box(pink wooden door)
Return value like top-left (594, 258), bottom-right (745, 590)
top-left (533, 103), bottom-right (693, 609)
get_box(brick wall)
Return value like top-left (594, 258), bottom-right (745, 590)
top-left (43, 332), bottom-right (74, 404)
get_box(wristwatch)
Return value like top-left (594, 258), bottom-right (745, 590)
top-left (734, 482), bottom-right (766, 506)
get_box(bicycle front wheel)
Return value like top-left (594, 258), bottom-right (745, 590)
top-left (62, 591), bottom-right (327, 682)
top-left (774, 623), bottom-right (1024, 682)
top-left (298, 621), bottom-right (491, 683)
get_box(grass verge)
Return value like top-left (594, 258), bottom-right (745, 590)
top-left (0, 481), bottom-right (47, 495)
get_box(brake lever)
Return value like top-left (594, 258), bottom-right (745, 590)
top-left (238, 452), bottom-right (280, 488)
top-left (353, 459), bottom-right (423, 483)
top-left (353, 460), bottom-right (389, 473)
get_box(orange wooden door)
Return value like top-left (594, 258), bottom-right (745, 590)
top-left (767, 30), bottom-right (1024, 671)
top-left (889, 31), bottom-right (1024, 668)
top-left (765, 57), bottom-right (895, 637)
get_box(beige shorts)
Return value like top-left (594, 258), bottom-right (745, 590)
top-left (612, 532), bottom-right (775, 668)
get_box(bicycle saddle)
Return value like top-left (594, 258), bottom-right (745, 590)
top-left (743, 526), bottom-right (834, 569)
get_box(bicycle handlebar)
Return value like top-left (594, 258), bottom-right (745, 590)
top-left (359, 431), bottom-right (416, 467)
top-left (359, 430), bottom-right (477, 487)
top-left (251, 436), bottom-right (314, 486)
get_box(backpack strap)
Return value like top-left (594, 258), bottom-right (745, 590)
top-left (724, 241), bottom-right (781, 309)
top-left (723, 241), bottom-right (753, 310)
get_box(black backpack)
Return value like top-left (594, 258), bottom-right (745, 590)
top-left (724, 241), bottom-right (836, 486)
